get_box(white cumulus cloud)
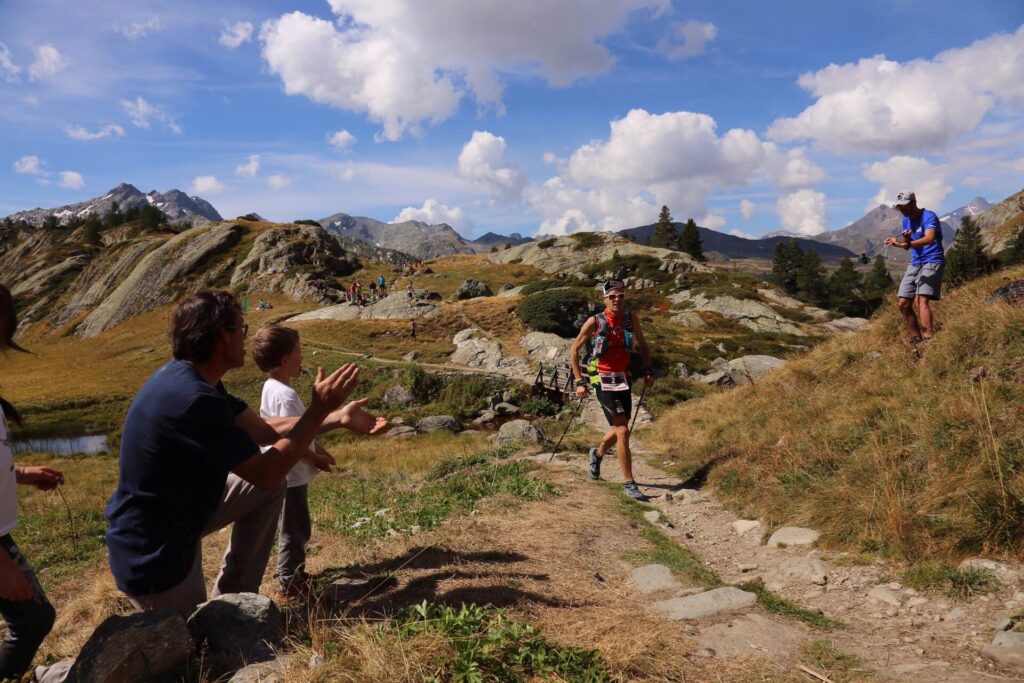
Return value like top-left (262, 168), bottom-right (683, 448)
top-left (740, 199), bottom-right (756, 219)
top-left (235, 154), bottom-right (260, 177)
top-left (220, 21), bottom-right (254, 48)
top-left (768, 25), bottom-right (1024, 154)
top-left (117, 17), bottom-right (162, 39)
top-left (121, 96), bottom-right (181, 134)
top-left (267, 173), bottom-right (291, 189)
top-left (327, 129), bottom-right (356, 150)
top-left (58, 171), bottom-right (84, 189)
top-left (762, 146), bottom-right (826, 189)
top-left (191, 175), bottom-right (226, 194)
top-left (28, 44), bottom-right (70, 80)
top-left (701, 213), bottom-right (726, 230)
top-left (13, 155), bottom-right (46, 175)
top-left (458, 131), bottom-right (526, 203)
top-left (394, 198), bottom-right (473, 233)
top-left (0, 43), bottom-right (21, 82)
top-left (862, 155), bottom-right (952, 211)
top-left (260, 1), bottom-right (667, 140)
top-left (776, 189), bottom-right (828, 236)
top-left (657, 20), bottom-right (717, 60)
top-left (64, 124), bottom-right (125, 141)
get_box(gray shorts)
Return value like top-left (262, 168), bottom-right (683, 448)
top-left (898, 262), bottom-right (943, 300)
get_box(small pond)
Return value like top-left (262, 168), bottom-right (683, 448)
top-left (13, 435), bottom-right (111, 456)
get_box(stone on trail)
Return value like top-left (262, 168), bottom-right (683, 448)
top-left (417, 415), bottom-right (462, 433)
top-left (230, 657), bottom-right (291, 682)
top-left (867, 585), bottom-right (904, 608)
top-left (652, 586), bottom-right (757, 620)
top-left (731, 519), bottom-right (760, 536)
top-left (764, 555), bottom-right (830, 590)
top-left (983, 636), bottom-right (1024, 675)
top-left (402, 350), bottom-right (420, 362)
top-left (493, 402), bottom-right (520, 416)
top-left (695, 613), bottom-right (805, 659)
top-left (386, 425), bottom-right (417, 439)
top-left (767, 527), bottom-right (819, 548)
top-left (187, 593), bottom-right (285, 667)
top-left (959, 557), bottom-right (1020, 586)
top-left (643, 510), bottom-right (661, 524)
top-left (492, 419), bottom-right (546, 447)
top-left (455, 278), bottom-right (493, 300)
top-left (628, 564), bottom-right (682, 595)
top-left (65, 609), bottom-right (192, 683)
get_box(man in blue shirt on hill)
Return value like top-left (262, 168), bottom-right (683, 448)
top-left (884, 191), bottom-right (944, 342)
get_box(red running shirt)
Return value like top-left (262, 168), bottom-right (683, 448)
top-left (594, 308), bottom-right (630, 374)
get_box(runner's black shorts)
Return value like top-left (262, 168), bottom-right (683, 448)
top-left (595, 384), bottom-right (633, 426)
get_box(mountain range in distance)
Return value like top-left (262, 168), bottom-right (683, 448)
top-left (4, 184), bottom-right (1015, 263)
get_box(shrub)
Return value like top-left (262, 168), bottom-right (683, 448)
top-left (537, 237), bottom-right (556, 249)
top-left (403, 365), bottom-right (444, 403)
top-left (516, 289), bottom-right (595, 337)
top-left (520, 279), bottom-right (566, 296)
top-left (570, 232), bottom-right (603, 251)
top-left (583, 253), bottom-right (666, 282)
top-left (519, 395), bottom-right (558, 416)
top-left (293, 219), bottom-right (322, 227)
top-left (237, 213), bottom-right (262, 221)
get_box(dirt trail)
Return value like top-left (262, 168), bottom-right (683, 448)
top-left (544, 422), bottom-right (1024, 682)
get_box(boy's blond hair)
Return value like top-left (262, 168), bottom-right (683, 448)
top-left (251, 324), bottom-right (300, 372)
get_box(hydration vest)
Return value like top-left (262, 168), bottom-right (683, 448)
top-left (584, 310), bottom-right (635, 382)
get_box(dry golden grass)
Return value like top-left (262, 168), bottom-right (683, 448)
top-left (651, 266), bottom-right (1024, 562)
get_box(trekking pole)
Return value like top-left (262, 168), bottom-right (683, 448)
top-left (548, 395), bottom-right (586, 462)
top-left (629, 382), bottom-right (648, 433)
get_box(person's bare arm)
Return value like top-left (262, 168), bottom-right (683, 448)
top-left (232, 365), bottom-right (358, 489)
top-left (570, 316), bottom-right (596, 400)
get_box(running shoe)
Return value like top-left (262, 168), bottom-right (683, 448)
top-left (588, 447), bottom-right (603, 480)
top-left (623, 480), bottom-right (646, 500)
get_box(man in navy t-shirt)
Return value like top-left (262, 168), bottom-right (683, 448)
top-left (884, 191), bottom-right (944, 343)
top-left (105, 290), bottom-right (387, 613)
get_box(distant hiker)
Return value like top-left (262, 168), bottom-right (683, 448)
top-left (252, 326), bottom-right (343, 598)
top-left (105, 290), bottom-right (387, 614)
top-left (410, 320), bottom-right (417, 340)
top-left (369, 280), bottom-right (378, 302)
top-left (406, 282), bottom-right (414, 302)
top-left (378, 273), bottom-right (386, 296)
top-left (884, 191), bottom-right (944, 342)
top-left (0, 284), bottom-right (64, 682)
top-left (569, 279), bottom-right (654, 500)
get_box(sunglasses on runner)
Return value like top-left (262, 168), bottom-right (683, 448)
top-left (605, 294), bottom-right (624, 300)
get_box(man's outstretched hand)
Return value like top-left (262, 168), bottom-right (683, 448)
top-left (334, 398), bottom-right (389, 435)
top-left (16, 466), bottom-right (64, 491)
top-left (310, 363), bottom-right (359, 414)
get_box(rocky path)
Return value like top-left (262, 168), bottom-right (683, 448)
top-left (547, 430), bottom-right (1024, 681)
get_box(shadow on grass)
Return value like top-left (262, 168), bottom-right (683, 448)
top-left (677, 450), bottom-right (742, 490)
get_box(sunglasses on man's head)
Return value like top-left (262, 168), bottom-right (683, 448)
top-left (227, 322), bottom-right (249, 335)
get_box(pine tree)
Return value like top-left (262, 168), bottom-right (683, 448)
top-left (827, 257), bottom-right (865, 317)
top-left (105, 201), bottom-right (123, 228)
top-left (82, 216), bottom-right (102, 246)
top-left (945, 215), bottom-right (991, 286)
top-left (42, 214), bottom-right (60, 230)
top-left (861, 255), bottom-right (894, 316)
top-left (796, 249), bottom-right (827, 306)
top-left (678, 218), bottom-right (706, 262)
top-left (771, 238), bottom-right (801, 294)
top-left (138, 204), bottom-right (166, 231)
top-left (651, 205), bottom-right (677, 248)
top-left (1005, 226), bottom-right (1024, 266)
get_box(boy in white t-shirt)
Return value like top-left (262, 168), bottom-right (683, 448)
top-left (252, 325), bottom-right (337, 597)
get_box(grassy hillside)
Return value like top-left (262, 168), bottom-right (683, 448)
top-left (652, 267), bottom-right (1024, 561)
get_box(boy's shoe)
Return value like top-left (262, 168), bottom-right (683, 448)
top-left (623, 480), bottom-right (646, 500)
top-left (588, 448), bottom-right (603, 480)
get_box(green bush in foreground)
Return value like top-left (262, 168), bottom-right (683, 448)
top-left (515, 288), bottom-right (594, 338)
top-left (393, 601), bottom-right (611, 682)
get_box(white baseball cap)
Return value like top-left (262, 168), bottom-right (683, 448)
top-left (892, 191), bottom-right (916, 208)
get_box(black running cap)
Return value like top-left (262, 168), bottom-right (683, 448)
top-left (603, 279), bottom-right (625, 295)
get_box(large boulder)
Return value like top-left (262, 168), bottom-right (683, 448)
top-left (726, 355), bottom-right (786, 383)
top-left (492, 419), bottom-right (546, 447)
top-left (450, 328), bottom-right (532, 379)
top-left (669, 311), bottom-right (707, 328)
top-left (66, 609), bottom-right (192, 683)
top-left (818, 317), bottom-right (869, 334)
top-left (288, 294), bottom-right (440, 322)
top-left (520, 331), bottom-right (573, 364)
top-left (383, 385), bottom-right (415, 407)
top-left (455, 278), bottom-right (493, 300)
top-left (417, 415), bottom-right (463, 433)
top-left (187, 593), bottom-right (285, 668)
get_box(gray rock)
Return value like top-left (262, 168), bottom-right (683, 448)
top-left (497, 284), bottom-right (527, 297)
top-left (403, 350), bottom-right (420, 362)
top-left (455, 278), bottom-right (493, 300)
top-left (472, 411), bottom-right (497, 426)
top-left (959, 558), bottom-right (1020, 586)
top-left (493, 402), bottom-right (520, 416)
top-left (65, 610), bottom-right (192, 683)
top-left (386, 425), bottom-right (417, 439)
top-left (652, 587), bottom-right (757, 620)
top-left (187, 593), bottom-right (285, 666)
top-left (944, 607), bottom-right (966, 622)
top-left (492, 419), bottom-right (545, 446)
top-left (867, 585), bottom-right (904, 607)
top-left (500, 283), bottom-right (515, 292)
top-left (383, 384), bottom-right (415, 406)
top-left (450, 328), bottom-right (532, 379)
top-left (818, 317), bottom-right (870, 334)
top-left (669, 311), bottom-right (707, 328)
top-left (230, 658), bottom-right (291, 682)
top-left (726, 355), bottom-right (786, 382)
top-left (628, 564), bottom-right (682, 595)
top-left (290, 292), bottom-right (440, 322)
top-left (767, 527), bottom-right (819, 548)
top-left (982, 643), bottom-right (1024, 675)
top-left (738, 316), bottom-right (807, 337)
top-left (674, 362), bottom-right (690, 380)
top-left (764, 555), bottom-right (830, 590)
top-left (731, 520), bottom-right (761, 535)
top-left (520, 331), bottom-right (573, 363)
top-left (993, 631), bottom-right (1024, 647)
top-left (643, 510), bottom-right (661, 524)
top-left (695, 613), bottom-right (805, 660)
top-left (417, 415), bottom-right (462, 433)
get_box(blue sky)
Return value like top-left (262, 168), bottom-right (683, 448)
top-left (2, 0), bottom-right (1023, 239)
